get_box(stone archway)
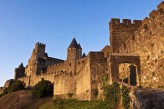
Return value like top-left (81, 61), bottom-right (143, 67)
top-left (108, 53), bottom-right (141, 86)
top-left (119, 63), bottom-right (137, 86)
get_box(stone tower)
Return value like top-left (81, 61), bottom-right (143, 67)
top-left (67, 38), bottom-right (82, 76)
top-left (14, 63), bottom-right (25, 80)
top-left (30, 42), bottom-right (46, 61)
top-left (26, 42), bottom-right (46, 76)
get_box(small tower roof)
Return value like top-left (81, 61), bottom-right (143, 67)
top-left (68, 38), bottom-right (78, 48)
top-left (18, 63), bottom-right (24, 68)
top-left (82, 53), bottom-right (86, 58)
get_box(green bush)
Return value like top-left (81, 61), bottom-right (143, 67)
top-left (103, 82), bottom-right (120, 108)
top-left (121, 86), bottom-right (130, 109)
top-left (2, 80), bottom-right (25, 95)
top-left (32, 78), bottom-right (53, 99)
top-left (8, 80), bottom-right (25, 93)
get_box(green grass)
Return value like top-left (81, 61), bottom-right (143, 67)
top-left (39, 99), bottom-right (113, 109)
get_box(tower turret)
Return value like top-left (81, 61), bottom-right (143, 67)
top-left (26, 42), bottom-right (46, 76)
top-left (67, 38), bottom-right (82, 76)
top-left (14, 63), bottom-right (25, 80)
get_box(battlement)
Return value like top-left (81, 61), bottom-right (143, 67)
top-left (36, 42), bottom-right (46, 48)
top-left (142, 17), bottom-right (149, 24)
top-left (142, 2), bottom-right (164, 24)
top-left (110, 18), bottom-right (142, 26)
top-left (149, 10), bottom-right (157, 18)
top-left (157, 1), bottom-right (164, 10)
top-left (48, 62), bottom-right (65, 68)
top-left (142, 9), bottom-right (163, 24)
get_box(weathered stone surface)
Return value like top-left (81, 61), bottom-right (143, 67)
top-left (1, 1), bottom-right (162, 101)
top-left (130, 88), bottom-right (164, 109)
top-left (107, 1), bottom-right (164, 88)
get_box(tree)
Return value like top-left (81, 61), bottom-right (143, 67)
top-left (31, 78), bottom-right (53, 99)
top-left (2, 80), bottom-right (25, 95)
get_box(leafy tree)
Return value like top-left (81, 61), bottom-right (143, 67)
top-left (32, 78), bottom-right (53, 99)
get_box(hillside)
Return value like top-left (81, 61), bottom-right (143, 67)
top-left (0, 90), bottom-right (51, 109)
top-left (0, 87), bottom-right (164, 109)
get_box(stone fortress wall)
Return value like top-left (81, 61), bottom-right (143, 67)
top-left (108, 2), bottom-right (164, 87)
top-left (1, 2), bottom-right (163, 100)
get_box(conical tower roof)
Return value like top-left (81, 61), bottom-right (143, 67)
top-left (18, 63), bottom-right (24, 68)
top-left (82, 53), bottom-right (86, 58)
top-left (68, 38), bottom-right (78, 48)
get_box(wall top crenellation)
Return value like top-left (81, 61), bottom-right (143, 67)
top-left (157, 1), bottom-right (164, 10)
top-left (36, 42), bottom-right (46, 47)
top-left (110, 18), bottom-right (142, 26)
top-left (110, 2), bottom-right (164, 26)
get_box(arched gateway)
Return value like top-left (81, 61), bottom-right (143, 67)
top-left (107, 53), bottom-right (141, 86)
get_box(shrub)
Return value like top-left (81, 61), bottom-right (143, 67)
top-left (32, 78), bottom-right (53, 99)
top-left (103, 82), bottom-right (120, 108)
top-left (121, 86), bottom-right (130, 109)
top-left (3, 88), bottom-right (9, 95)
top-left (2, 80), bottom-right (25, 95)
top-left (8, 80), bottom-right (25, 93)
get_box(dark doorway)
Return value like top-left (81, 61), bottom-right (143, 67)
top-left (129, 65), bottom-right (137, 86)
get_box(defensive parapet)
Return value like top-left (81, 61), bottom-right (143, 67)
top-left (142, 1), bottom-right (164, 24)
top-left (137, 1), bottom-right (164, 36)
top-left (157, 1), bottom-right (164, 10)
top-left (35, 42), bottom-right (46, 48)
top-left (34, 42), bottom-right (46, 59)
top-left (109, 18), bottom-right (142, 53)
top-left (110, 18), bottom-right (142, 25)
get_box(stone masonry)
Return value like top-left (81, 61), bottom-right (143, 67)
top-left (0, 2), bottom-right (163, 100)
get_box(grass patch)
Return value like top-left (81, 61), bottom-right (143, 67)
top-left (39, 99), bottom-right (114, 109)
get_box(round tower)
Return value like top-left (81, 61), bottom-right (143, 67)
top-left (67, 38), bottom-right (82, 76)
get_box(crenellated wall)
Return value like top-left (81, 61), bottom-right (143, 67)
top-left (110, 2), bottom-right (164, 88)
top-left (46, 62), bottom-right (68, 76)
top-left (109, 18), bottom-right (142, 53)
top-left (9, 2), bottom-right (163, 101)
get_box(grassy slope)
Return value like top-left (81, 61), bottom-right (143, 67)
top-left (39, 99), bottom-right (112, 109)
top-left (0, 90), bottom-right (52, 109)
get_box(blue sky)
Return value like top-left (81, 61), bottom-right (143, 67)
top-left (0, 0), bottom-right (162, 86)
